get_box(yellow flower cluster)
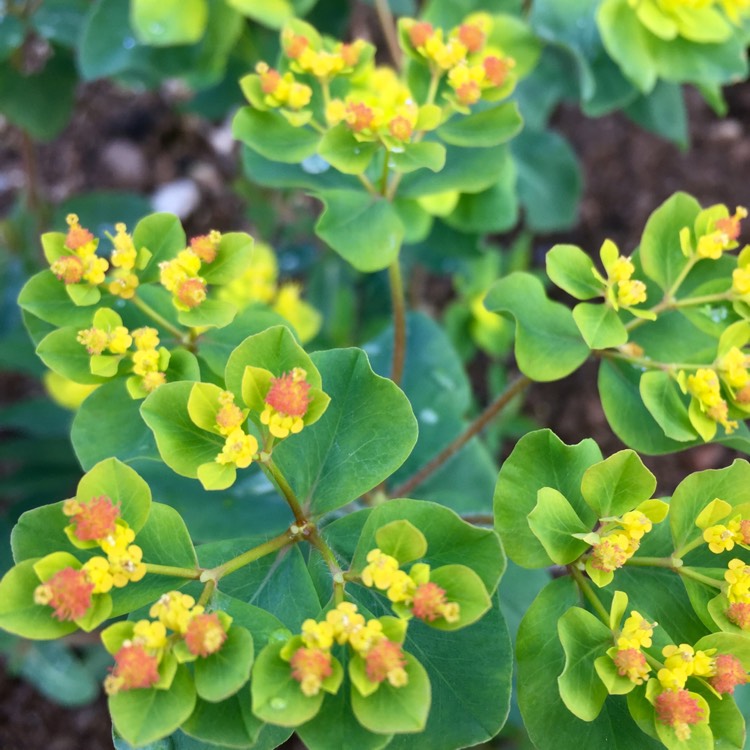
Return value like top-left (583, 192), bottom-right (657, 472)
top-left (682, 367), bottom-right (738, 434)
top-left (77, 320), bottom-right (168, 395)
top-left (159, 231), bottom-right (221, 311)
top-left (261, 367), bottom-right (311, 439)
top-left (79, 521), bottom-right (147, 593)
top-left (403, 15), bottom-right (516, 109)
top-left (587, 510), bottom-right (653, 577)
top-left (283, 601), bottom-right (408, 697)
top-left (50, 214), bottom-right (109, 286)
top-left (657, 643), bottom-right (715, 691)
top-left (607, 254), bottom-right (647, 308)
top-left (361, 548), bottom-right (460, 624)
top-left (216, 427), bottom-right (259, 470)
top-left (108, 223), bottom-right (140, 299)
top-left (283, 29), bottom-right (366, 81)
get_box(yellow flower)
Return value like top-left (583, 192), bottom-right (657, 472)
top-left (82, 556), bottom-right (114, 594)
top-left (150, 591), bottom-right (203, 634)
top-left (110, 223), bottom-right (137, 270)
top-left (718, 346), bottom-right (749, 390)
top-left (301, 619), bottom-right (335, 650)
top-left (617, 279), bottom-right (647, 307)
top-left (216, 428), bottom-right (258, 469)
top-left (107, 326), bottom-right (133, 355)
top-left (348, 618), bottom-right (385, 656)
top-left (132, 327), bottom-right (160, 351)
top-left (703, 521), bottom-right (740, 553)
top-left (617, 610), bottom-right (657, 650)
top-left (725, 558), bottom-right (750, 603)
top-left (361, 549), bottom-right (401, 590)
top-left (325, 602), bottom-right (366, 645)
top-left (132, 619), bottom-right (168, 651)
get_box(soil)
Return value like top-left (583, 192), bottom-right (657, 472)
top-left (2, 34), bottom-right (750, 750)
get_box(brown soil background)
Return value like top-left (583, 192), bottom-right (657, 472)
top-left (2, 42), bottom-right (750, 750)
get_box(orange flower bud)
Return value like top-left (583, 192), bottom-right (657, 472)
top-left (51, 255), bottom-right (84, 284)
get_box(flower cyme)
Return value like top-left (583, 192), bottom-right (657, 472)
top-left (654, 689), bottom-right (704, 741)
top-left (34, 567), bottom-right (94, 621)
top-left (361, 548), bottom-right (401, 590)
top-left (63, 495), bottom-right (120, 541)
top-left (105, 643), bottom-right (160, 695)
top-left (617, 610), bottom-right (656, 650)
top-left (185, 613), bottom-right (227, 657)
top-left (710, 654), bottom-right (748, 694)
top-left (290, 647), bottom-right (332, 697)
top-left (613, 648), bottom-right (650, 684)
top-left (365, 639), bottom-right (408, 687)
top-left (216, 428), bottom-right (258, 469)
top-left (412, 581), bottom-right (460, 623)
top-left (261, 368), bottom-right (311, 439)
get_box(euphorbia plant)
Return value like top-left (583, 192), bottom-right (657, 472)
top-left (4, 3), bottom-right (750, 750)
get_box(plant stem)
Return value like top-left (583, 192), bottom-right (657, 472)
top-left (460, 513), bottom-right (494, 526)
top-left (204, 530), bottom-right (294, 581)
top-left (569, 565), bottom-right (610, 625)
top-left (262, 458), bottom-right (307, 526)
top-left (144, 563), bottom-right (202, 579)
top-left (309, 527), bottom-right (345, 604)
top-left (390, 374), bottom-right (531, 498)
top-left (678, 567), bottom-right (723, 589)
top-left (374, 0), bottom-right (402, 70)
top-left (380, 148), bottom-right (391, 195)
top-left (625, 290), bottom-right (732, 332)
top-left (197, 578), bottom-right (216, 607)
top-left (674, 535), bottom-right (707, 559)
top-left (357, 173), bottom-right (379, 197)
top-left (600, 350), bottom-right (705, 373)
top-left (625, 556), bottom-right (682, 569)
top-left (389, 260), bottom-right (407, 385)
top-left (131, 294), bottom-right (185, 341)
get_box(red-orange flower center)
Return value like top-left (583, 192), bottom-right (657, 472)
top-left (43, 567), bottom-right (94, 621)
top-left (285, 33), bottom-right (309, 60)
top-left (655, 689), bottom-right (703, 730)
top-left (190, 235), bottom-right (218, 264)
top-left (346, 102), bottom-right (374, 133)
top-left (483, 55), bottom-right (510, 87)
top-left (727, 602), bottom-right (750, 630)
top-left (711, 654), bottom-right (748, 694)
top-left (70, 495), bottom-right (121, 541)
top-left (409, 22), bottom-right (433, 48)
top-left (265, 371), bottom-right (311, 417)
top-left (111, 643), bottom-right (160, 691)
top-left (177, 278), bottom-right (207, 309)
top-left (458, 24), bottom-right (485, 53)
top-left (389, 116), bottom-right (413, 142)
top-left (51, 255), bottom-right (84, 284)
top-left (290, 647), bottom-right (332, 684)
top-left (365, 639), bottom-right (406, 683)
top-left (412, 581), bottom-right (448, 622)
top-left (185, 613), bottom-right (227, 657)
top-left (66, 225), bottom-right (95, 250)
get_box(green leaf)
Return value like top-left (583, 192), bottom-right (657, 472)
top-left (226, 0), bottom-right (296, 28)
top-left (669, 460), bottom-right (750, 555)
top-left (109, 665), bottom-right (196, 747)
top-left (639, 370), bottom-right (697, 442)
top-left (194, 625), bottom-right (254, 703)
top-left (202, 232), bottom-right (255, 285)
top-left (597, 0), bottom-right (658, 93)
top-left (18, 271), bottom-right (98, 328)
top-left (572, 303), bottom-right (628, 349)
top-left (0, 559), bottom-right (77, 640)
top-left (511, 128), bottom-right (582, 232)
top-left (580, 450), bottom-right (657, 518)
top-left (131, 0), bottom-right (208, 46)
top-left (314, 190), bottom-right (404, 273)
top-left (557, 607), bottom-right (612, 721)
top-left (141, 382), bottom-right (225, 479)
top-left (438, 102), bottom-right (523, 148)
top-left (0, 50), bottom-right (77, 141)
top-left (232, 107), bottom-right (320, 164)
top-left (36, 327), bottom-right (110, 385)
top-left (495, 429), bottom-right (601, 568)
top-left (66, 282), bottom-right (101, 307)
top-left (350, 499), bottom-right (504, 595)
top-left (180, 692), bottom-right (263, 748)
top-left (527, 488), bottom-right (591, 565)
top-left (318, 124), bottom-right (380, 175)
top-left (390, 142), bottom-right (447, 174)
top-left (427, 564), bottom-right (492, 630)
top-left (639, 192), bottom-right (701, 292)
top-left (177, 299), bottom-right (237, 329)
top-left (225, 325), bottom-right (319, 399)
top-left (135, 213), bottom-right (187, 284)
top-left (625, 81), bottom-right (688, 149)
top-left (72, 379), bottom-right (159, 469)
top-left (251, 640), bottom-right (328, 726)
top-left (546, 244), bottom-right (602, 300)
top-left (273, 348), bottom-right (418, 515)
top-left (375, 520), bottom-right (427, 564)
top-left (485, 272), bottom-right (590, 381)
top-left (517, 577), bottom-right (663, 750)
top-left (351, 652), bottom-right (430, 733)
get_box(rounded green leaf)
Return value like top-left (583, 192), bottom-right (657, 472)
top-left (351, 652), bottom-right (430, 734)
top-left (131, 0), bottom-right (207, 46)
top-left (109, 664), bottom-right (197, 747)
top-left (225, 325), bottom-right (320, 399)
top-left (546, 244), bottom-right (602, 300)
top-left (639, 370), bottom-right (697, 442)
top-left (141, 382), bottom-right (225, 479)
top-left (572, 303), bottom-right (628, 349)
top-left (557, 607), bottom-right (612, 721)
top-left (177, 299), bottom-right (237, 330)
top-left (201, 232), bottom-right (254, 285)
top-left (350, 498), bottom-right (504, 594)
top-left (180, 692), bottom-right (263, 748)
top-left (485, 272), bottom-right (590, 381)
top-left (390, 142), bottom-right (447, 174)
top-left (273, 348), bottom-right (418, 516)
top-left (639, 191), bottom-right (701, 292)
top-left (36, 327), bottom-right (112, 385)
top-left (580, 449), bottom-right (657, 518)
top-left (232, 107), bottom-right (320, 164)
top-left (375, 520), bottom-right (427, 565)
top-left (527, 487), bottom-right (591, 565)
top-left (77, 457), bottom-right (152, 532)
top-left (318, 124), bottom-right (380, 175)
top-left (438, 102), bottom-right (523, 148)
top-left (314, 190), bottom-right (405, 273)
top-left (494, 429), bottom-right (601, 568)
top-left (18, 270), bottom-right (98, 328)
top-left (135, 213), bottom-right (187, 284)
top-left (251, 640), bottom-right (326, 726)
top-left (0, 559), bottom-right (78, 639)
top-left (194, 625), bottom-right (254, 703)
